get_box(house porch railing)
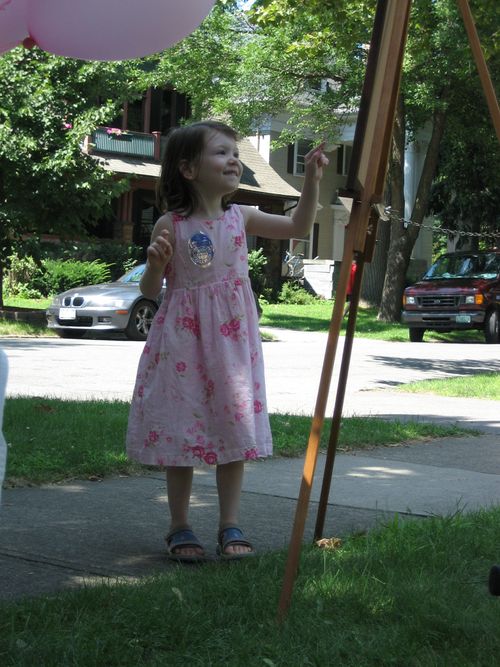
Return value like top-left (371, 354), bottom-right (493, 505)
top-left (89, 128), bottom-right (162, 160)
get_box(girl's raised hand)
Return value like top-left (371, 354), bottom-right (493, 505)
top-left (304, 142), bottom-right (329, 181)
top-left (146, 228), bottom-right (173, 272)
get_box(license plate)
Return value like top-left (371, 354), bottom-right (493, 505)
top-left (59, 307), bottom-right (76, 320)
top-left (456, 314), bottom-right (471, 323)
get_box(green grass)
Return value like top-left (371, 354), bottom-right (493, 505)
top-left (0, 301), bottom-right (496, 666)
top-left (0, 296), bottom-right (55, 337)
top-left (3, 296), bottom-right (52, 309)
top-left (1, 508), bottom-right (499, 665)
top-left (399, 371), bottom-right (500, 400)
top-left (260, 301), bottom-right (484, 342)
top-left (0, 297), bottom-right (486, 342)
top-left (269, 413), bottom-right (473, 457)
top-left (0, 320), bottom-right (55, 337)
top-left (3, 398), bottom-right (475, 485)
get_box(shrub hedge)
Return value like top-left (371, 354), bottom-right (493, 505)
top-left (5, 239), bottom-right (143, 298)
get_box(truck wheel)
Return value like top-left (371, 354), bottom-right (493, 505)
top-left (125, 300), bottom-right (157, 341)
top-left (409, 328), bottom-right (425, 342)
top-left (484, 310), bottom-right (499, 344)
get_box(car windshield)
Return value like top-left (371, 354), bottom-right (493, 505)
top-left (118, 265), bottom-right (145, 284)
top-left (423, 253), bottom-right (500, 280)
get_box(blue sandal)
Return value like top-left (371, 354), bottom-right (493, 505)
top-left (216, 525), bottom-right (255, 560)
top-left (165, 527), bottom-right (206, 563)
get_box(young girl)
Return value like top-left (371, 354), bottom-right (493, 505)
top-left (126, 120), bottom-right (328, 561)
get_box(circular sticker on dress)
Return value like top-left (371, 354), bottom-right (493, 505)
top-left (188, 231), bottom-right (214, 267)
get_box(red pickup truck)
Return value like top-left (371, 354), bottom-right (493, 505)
top-left (402, 249), bottom-right (500, 343)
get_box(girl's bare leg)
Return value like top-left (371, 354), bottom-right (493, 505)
top-left (166, 466), bottom-right (203, 557)
top-left (216, 461), bottom-right (251, 555)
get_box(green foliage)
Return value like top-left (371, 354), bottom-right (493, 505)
top-left (277, 280), bottom-right (319, 305)
top-left (156, 0), bottom-right (498, 322)
top-left (40, 240), bottom-right (142, 280)
top-left (247, 247), bottom-right (268, 294)
top-left (3, 254), bottom-right (44, 298)
top-left (5, 239), bottom-right (140, 297)
top-left (41, 259), bottom-right (111, 295)
top-left (7, 256), bottom-right (112, 297)
top-left (0, 46), bottom-right (156, 303)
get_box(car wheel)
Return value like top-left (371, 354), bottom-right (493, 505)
top-left (409, 327), bottom-right (425, 342)
top-left (55, 329), bottom-right (86, 339)
top-left (484, 309), bottom-right (499, 344)
top-left (125, 300), bottom-right (158, 341)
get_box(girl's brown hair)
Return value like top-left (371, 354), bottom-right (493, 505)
top-left (156, 121), bottom-right (239, 217)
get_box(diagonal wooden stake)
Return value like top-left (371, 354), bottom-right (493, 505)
top-left (277, 0), bottom-right (412, 623)
top-left (276, 224), bottom-right (356, 621)
top-left (277, 0), bottom-right (498, 624)
top-left (313, 210), bottom-right (379, 540)
top-left (457, 0), bottom-right (500, 143)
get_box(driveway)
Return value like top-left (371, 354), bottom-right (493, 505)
top-left (1, 330), bottom-right (499, 432)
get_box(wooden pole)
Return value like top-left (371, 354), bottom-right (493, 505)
top-left (313, 253), bottom-right (364, 540)
top-left (276, 227), bottom-right (354, 622)
top-left (277, 0), bottom-right (497, 622)
top-left (277, 0), bottom-right (412, 622)
top-left (314, 210), bottom-right (380, 540)
top-left (456, 0), bottom-right (500, 143)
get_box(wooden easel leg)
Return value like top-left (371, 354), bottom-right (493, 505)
top-left (314, 213), bottom-right (380, 540)
top-left (277, 0), bottom-right (411, 620)
top-left (457, 0), bottom-right (500, 143)
top-left (313, 252), bottom-right (365, 540)
top-left (277, 228), bottom-right (357, 623)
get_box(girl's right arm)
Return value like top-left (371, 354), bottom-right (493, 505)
top-left (139, 214), bottom-right (174, 299)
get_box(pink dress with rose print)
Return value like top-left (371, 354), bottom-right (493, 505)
top-left (126, 204), bottom-right (272, 467)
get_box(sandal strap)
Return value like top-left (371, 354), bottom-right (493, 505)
top-left (165, 527), bottom-right (204, 553)
top-left (218, 525), bottom-right (252, 551)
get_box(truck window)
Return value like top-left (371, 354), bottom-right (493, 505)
top-left (424, 253), bottom-right (500, 280)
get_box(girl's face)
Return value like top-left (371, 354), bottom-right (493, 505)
top-left (190, 130), bottom-right (242, 196)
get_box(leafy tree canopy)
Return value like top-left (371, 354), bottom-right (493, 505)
top-left (0, 48), bottom-right (156, 236)
top-left (156, 0), bottom-right (498, 318)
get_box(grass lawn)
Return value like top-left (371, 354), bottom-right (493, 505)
top-left (398, 371), bottom-right (500, 401)
top-left (3, 397), bottom-right (475, 485)
top-left (1, 304), bottom-right (498, 665)
top-left (260, 301), bottom-right (484, 343)
top-left (2, 297), bottom-right (52, 309)
top-left (1, 508), bottom-right (499, 665)
top-left (1, 296), bottom-right (485, 342)
top-left (0, 297), bottom-right (55, 337)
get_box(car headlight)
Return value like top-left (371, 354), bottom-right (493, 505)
top-left (404, 295), bottom-right (416, 305)
top-left (87, 297), bottom-right (127, 308)
top-left (464, 294), bottom-right (483, 305)
top-left (50, 296), bottom-right (62, 307)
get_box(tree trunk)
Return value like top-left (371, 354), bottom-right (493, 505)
top-left (378, 101), bottom-right (447, 322)
top-left (362, 96), bottom-right (404, 306)
top-left (361, 217), bottom-right (390, 305)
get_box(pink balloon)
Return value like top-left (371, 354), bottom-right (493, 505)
top-left (0, 0), bottom-right (215, 60)
top-left (0, 0), bottom-right (30, 52)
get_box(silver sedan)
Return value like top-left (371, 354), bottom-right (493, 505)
top-left (46, 264), bottom-right (165, 341)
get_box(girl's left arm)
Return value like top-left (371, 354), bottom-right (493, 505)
top-left (242, 143), bottom-right (329, 240)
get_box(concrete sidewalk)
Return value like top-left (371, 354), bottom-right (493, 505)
top-left (1, 432), bottom-right (499, 601)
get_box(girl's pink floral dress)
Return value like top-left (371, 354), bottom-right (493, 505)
top-left (126, 204), bottom-right (273, 467)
